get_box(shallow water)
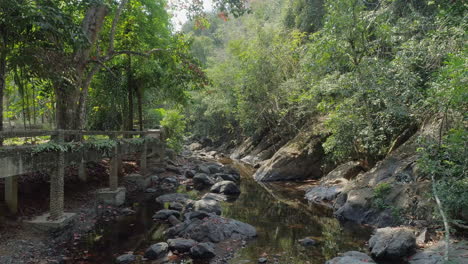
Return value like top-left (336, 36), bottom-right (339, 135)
top-left (70, 160), bottom-right (371, 263)
top-left (222, 161), bottom-right (371, 264)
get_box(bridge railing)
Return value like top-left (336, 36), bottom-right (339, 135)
top-left (0, 129), bottom-right (165, 220)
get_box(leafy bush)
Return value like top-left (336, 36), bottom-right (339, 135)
top-left (160, 109), bottom-right (187, 153)
top-left (373, 183), bottom-right (392, 210)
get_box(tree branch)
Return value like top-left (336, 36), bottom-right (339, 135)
top-left (109, 0), bottom-right (128, 53)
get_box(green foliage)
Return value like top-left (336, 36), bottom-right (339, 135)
top-left (160, 109), bottom-right (186, 153)
top-left (372, 183), bottom-right (392, 210)
top-left (418, 129), bottom-right (468, 219)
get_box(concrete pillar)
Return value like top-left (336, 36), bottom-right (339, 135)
top-left (109, 143), bottom-right (119, 191)
top-left (140, 138), bottom-right (147, 176)
top-left (49, 130), bottom-right (65, 220)
top-left (78, 157), bottom-right (87, 182)
top-left (5, 175), bottom-right (18, 214)
top-left (78, 134), bottom-right (87, 181)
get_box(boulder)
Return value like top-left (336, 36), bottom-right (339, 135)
top-left (144, 242), bottom-right (169, 260)
top-left (156, 193), bottom-right (189, 204)
top-left (325, 251), bottom-right (375, 264)
top-left (253, 129), bottom-right (324, 182)
top-left (189, 142), bottom-right (203, 151)
top-left (193, 173), bottom-right (216, 189)
top-left (214, 173), bottom-right (240, 183)
top-left (153, 209), bottom-right (180, 220)
top-left (190, 242), bottom-right (216, 259)
top-left (115, 254), bottom-right (136, 264)
top-left (305, 185), bottom-right (344, 205)
top-left (321, 161), bottom-right (362, 183)
top-left (298, 238), bottom-right (316, 247)
top-left (166, 214), bottom-right (256, 243)
top-left (168, 202), bottom-right (184, 211)
top-left (166, 166), bottom-right (182, 175)
top-left (185, 211), bottom-right (211, 220)
top-left (196, 164), bottom-right (211, 175)
top-left (201, 193), bottom-right (228, 202)
top-left (194, 199), bottom-right (222, 215)
top-left (210, 181), bottom-right (240, 195)
top-left (185, 170), bottom-right (196, 178)
top-left (258, 257), bottom-right (268, 263)
top-left (206, 163), bottom-right (223, 174)
top-left (369, 227), bottom-right (416, 260)
top-left (167, 238), bottom-right (197, 253)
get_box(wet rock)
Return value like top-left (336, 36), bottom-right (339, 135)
top-left (116, 254), bottom-right (136, 264)
top-left (321, 161), bottom-right (363, 183)
top-left (166, 166), bottom-right (182, 174)
top-left (185, 211), bottom-right (211, 220)
top-left (150, 175), bottom-right (160, 184)
top-left (185, 170), bottom-right (196, 178)
top-left (156, 193), bottom-right (189, 204)
top-left (168, 215), bottom-right (182, 226)
top-left (207, 163), bottom-right (223, 174)
top-left (298, 238), bottom-right (316, 247)
top-left (145, 188), bottom-right (157, 193)
top-left (144, 242), bottom-right (169, 260)
top-left (168, 202), bottom-right (184, 211)
top-left (190, 242), bottom-right (216, 259)
top-left (258, 257), bottom-right (268, 263)
top-left (167, 238), bottom-right (197, 253)
top-left (214, 173), bottom-right (240, 183)
top-left (222, 166), bottom-right (240, 177)
top-left (153, 209), bottom-right (180, 220)
top-left (194, 199), bottom-right (222, 215)
top-left (193, 173), bottom-right (215, 189)
top-left (196, 164), bottom-right (211, 175)
top-left (369, 227), bottom-right (416, 260)
top-left (121, 208), bottom-right (136, 216)
top-left (210, 181), bottom-right (240, 195)
top-left (166, 214), bottom-right (256, 243)
top-left (201, 193), bottom-right (228, 202)
top-left (325, 251), bottom-right (375, 264)
top-left (305, 185), bottom-right (344, 205)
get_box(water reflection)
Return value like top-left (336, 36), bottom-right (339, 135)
top-left (223, 161), bottom-right (371, 264)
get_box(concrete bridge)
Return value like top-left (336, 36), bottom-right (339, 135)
top-left (0, 129), bottom-right (165, 229)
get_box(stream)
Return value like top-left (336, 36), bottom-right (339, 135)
top-left (71, 159), bottom-right (372, 263)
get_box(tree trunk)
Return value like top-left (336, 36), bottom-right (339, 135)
top-left (0, 40), bottom-right (6, 146)
top-left (127, 55), bottom-right (134, 132)
top-left (137, 85), bottom-right (143, 131)
top-left (54, 4), bottom-right (107, 132)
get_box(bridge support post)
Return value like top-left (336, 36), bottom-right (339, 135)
top-left (140, 138), bottom-right (147, 176)
top-left (109, 143), bottom-right (119, 191)
top-left (49, 130), bottom-right (65, 220)
top-left (5, 175), bottom-right (18, 214)
top-left (78, 157), bottom-right (87, 182)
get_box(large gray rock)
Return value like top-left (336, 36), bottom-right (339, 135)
top-left (155, 193), bottom-right (189, 204)
top-left (166, 214), bottom-right (256, 243)
top-left (190, 242), bottom-right (216, 259)
top-left (153, 209), bottom-right (180, 220)
top-left (214, 173), bottom-right (240, 183)
top-left (210, 181), bottom-right (240, 195)
top-left (194, 199), bottom-right (222, 215)
top-left (369, 227), bottom-right (416, 260)
top-left (196, 164), bottom-right (211, 174)
top-left (167, 238), bottom-right (196, 253)
top-left (305, 185), bottom-right (344, 205)
top-left (144, 242), bottom-right (169, 260)
top-left (115, 254), bottom-right (136, 264)
top-left (189, 142), bottom-right (203, 151)
top-left (325, 251), bottom-right (375, 264)
top-left (193, 173), bottom-right (215, 189)
top-left (253, 130), bottom-right (324, 182)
